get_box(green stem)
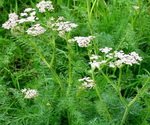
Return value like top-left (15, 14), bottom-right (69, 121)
top-left (67, 0), bottom-right (70, 7)
top-left (50, 36), bottom-right (56, 67)
top-left (67, 44), bottom-right (72, 85)
top-left (15, 0), bottom-right (18, 12)
top-left (116, 68), bottom-right (128, 124)
top-left (121, 106), bottom-right (129, 125)
top-left (89, 0), bottom-right (97, 19)
top-left (87, 48), bottom-right (111, 121)
top-left (118, 68), bottom-right (122, 86)
top-left (91, 71), bottom-right (112, 121)
top-left (100, 70), bottom-right (117, 91)
top-left (66, 34), bottom-right (73, 95)
top-left (120, 77), bottom-right (150, 125)
top-left (29, 40), bottom-right (62, 89)
top-left (4, 67), bottom-right (20, 89)
top-left (86, 0), bottom-right (93, 34)
top-left (118, 68), bottom-right (127, 106)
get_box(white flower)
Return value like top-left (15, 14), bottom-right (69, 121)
top-left (26, 24), bottom-right (46, 36)
top-left (90, 54), bottom-right (99, 60)
top-left (114, 51), bottom-right (142, 66)
top-left (8, 13), bottom-right (18, 21)
top-left (26, 16), bottom-right (36, 22)
top-left (24, 8), bottom-right (35, 12)
top-left (109, 62), bottom-right (116, 68)
top-left (89, 60), bottom-right (106, 70)
top-left (120, 54), bottom-right (135, 65)
top-left (130, 52), bottom-right (142, 61)
top-left (50, 17), bottom-right (55, 21)
top-left (55, 21), bottom-right (78, 36)
top-left (21, 88), bottom-right (38, 99)
top-left (56, 21), bottom-right (77, 32)
top-left (89, 61), bottom-right (101, 70)
top-left (78, 77), bottom-right (92, 82)
top-left (30, 11), bottom-right (36, 16)
top-left (82, 82), bottom-right (95, 89)
top-left (101, 60), bottom-right (107, 65)
top-left (79, 77), bottom-right (95, 89)
top-left (48, 17), bottom-right (78, 36)
top-left (18, 18), bottom-right (27, 24)
top-left (106, 53), bottom-right (113, 59)
top-left (2, 13), bottom-right (19, 29)
top-left (108, 51), bottom-right (142, 68)
top-left (57, 16), bottom-right (65, 21)
top-left (70, 36), bottom-right (95, 47)
top-left (21, 88), bottom-right (27, 93)
top-left (88, 48), bottom-right (142, 68)
top-left (36, 0), bottom-right (54, 13)
top-left (114, 50), bottom-right (125, 59)
top-left (99, 47), bottom-right (112, 54)
top-left (20, 13), bottom-right (28, 17)
top-left (114, 60), bottom-right (123, 68)
top-left (18, 8), bottom-right (36, 24)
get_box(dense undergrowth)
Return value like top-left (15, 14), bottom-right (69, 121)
top-left (0, 0), bottom-right (150, 125)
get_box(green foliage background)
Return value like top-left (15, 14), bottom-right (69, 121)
top-left (0, 0), bottom-right (150, 125)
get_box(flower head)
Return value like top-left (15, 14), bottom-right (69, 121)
top-left (69, 36), bottom-right (95, 47)
top-left (24, 8), bottom-right (35, 12)
top-left (89, 61), bottom-right (101, 70)
top-left (36, 0), bottom-right (54, 13)
top-left (48, 17), bottom-right (78, 37)
top-left (79, 77), bottom-right (95, 89)
top-left (108, 50), bottom-right (143, 68)
top-left (26, 24), bottom-right (46, 36)
top-left (90, 54), bottom-right (99, 60)
top-left (18, 8), bottom-right (36, 24)
top-left (99, 47), bottom-right (112, 54)
top-left (89, 60), bottom-right (106, 70)
top-left (54, 21), bottom-right (77, 36)
top-left (2, 13), bottom-right (19, 29)
top-left (130, 52), bottom-right (142, 61)
top-left (21, 88), bottom-right (38, 99)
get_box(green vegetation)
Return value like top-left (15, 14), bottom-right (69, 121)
top-left (0, 0), bottom-right (150, 125)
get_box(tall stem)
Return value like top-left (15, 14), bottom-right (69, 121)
top-left (118, 68), bottom-right (127, 105)
top-left (121, 106), bottom-right (129, 125)
top-left (67, 0), bottom-right (70, 8)
top-left (67, 43), bottom-right (72, 86)
top-left (50, 36), bottom-right (56, 67)
top-left (91, 71), bottom-right (112, 121)
top-left (66, 34), bottom-right (73, 95)
top-left (120, 76), bottom-right (150, 125)
top-left (29, 40), bottom-right (62, 89)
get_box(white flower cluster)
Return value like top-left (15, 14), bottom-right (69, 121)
top-left (55, 21), bottom-right (78, 36)
top-left (2, 1), bottom-right (52, 35)
top-left (26, 24), bottom-right (46, 36)
top-left (18, 8), bottom-right (37, 24)
top-left (109, 51), bottom-right (143, 67)
top-left (21, 88), bottom-right (38, 99)
top-left (90, 54), bottom-right (99, 60)
top-left (95, 47), bottom-right (143, 68)
top-left (88, 47), bottom-right (142, 70)
top-left (48, 17), bottom-right (78, 36)
top-left (99, 47), bottom-right (112, 54)
top-left (78, 77), bottom-right (95, 89)
top-left (36, 0), bottom-right (54, 13)
top-left (2, 13), bottom-right (19, 29)
top-left (69, 36), bottom-right (95, 47)
top-left (2, 8), bottom-right (37, 29)
top-left (89, 54), bottom-right (106, 70)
